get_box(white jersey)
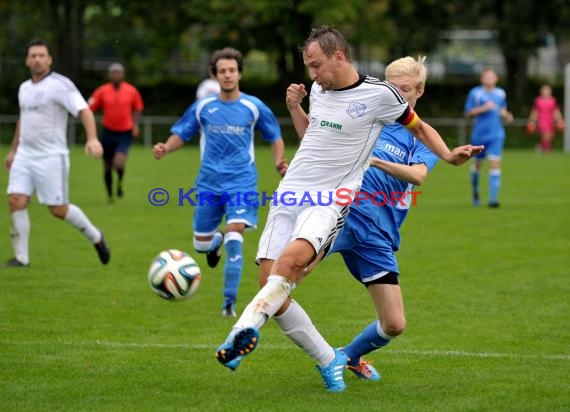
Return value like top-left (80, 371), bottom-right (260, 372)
top-left (278, 75), bottom-right (411, 193)
top-left (17, 71), bottom-right (88, 157)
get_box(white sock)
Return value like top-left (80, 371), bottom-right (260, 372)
top-left (10, 209), bottom-right (30, 264)
top-left (274, 300), bottom-right (335, 367)
top-left (64, 204), bottom-right (101, 244)
top-left (234, 275), bottom-right (293, 330)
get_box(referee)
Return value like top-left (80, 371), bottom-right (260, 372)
top-left (89, 63), bottom-right (144, 203)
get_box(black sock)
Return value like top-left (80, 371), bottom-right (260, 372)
top-left (117, 168), bottom-right (124, 184)
top-left (104, 170), bottom-right (113, 197)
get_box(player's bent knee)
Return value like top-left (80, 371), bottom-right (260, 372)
top-left (273, 254), bottom-right (307, 281)
top-left (193, 237), bottom-right (214, 253)
top-left (48, 205), bottom-right (68, 219)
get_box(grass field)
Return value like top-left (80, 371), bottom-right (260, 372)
top-left (0, 145), bottom-right (569, 411)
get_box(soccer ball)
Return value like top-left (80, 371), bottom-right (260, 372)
top-left (148, 249), bottom-right (201, 301)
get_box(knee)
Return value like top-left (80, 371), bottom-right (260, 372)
top-left (382, 317), bottom-right (406, 337)
top-left (49, 205), bottom-right (68, 219)
top-left (8, 195), bottom-right (27, 211)
top-left (274, 254), bottom-right (306, 281)
top-left (193, 236), bottom-right (214, 253)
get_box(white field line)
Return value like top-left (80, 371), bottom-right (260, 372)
top-left (1, 339), bottom-right (569, 361)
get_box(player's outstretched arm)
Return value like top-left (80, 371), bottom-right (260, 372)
top-left (79, 108), bottom-right (103, 159)
top-left (409, 121), bottom-right (483, 166)
top-left (5, 119), bottom-right (20, 170)
top-left (370, 158), bottom-right (429, 186)
top-left (286, 83), bottom-right (309, 139)
top-left (152, 134), bottom-right (184, 159)
top-left (271, 138), bottom-right (288, 176)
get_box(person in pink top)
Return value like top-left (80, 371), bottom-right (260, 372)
top-left (527, 84), bottom-right (564, 153)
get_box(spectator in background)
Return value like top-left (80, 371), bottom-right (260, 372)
top-left (464, 68), bottom-right (513, 208)
top-left (526, 84), bottom-right (565, 153)
top-left (89, 63), bottom-right (144, 204)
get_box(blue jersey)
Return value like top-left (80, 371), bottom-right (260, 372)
top-left (464, 85), bottom-right (508, 142)
top-left (340, 124), bottom-right (438, 252)
top-left (171, 92), bottom-right (281, 194)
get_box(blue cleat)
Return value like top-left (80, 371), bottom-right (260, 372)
top-left (215, 327), bottom-right (259, 371)
top-left (347, 358), bottom-right (381, 381)
top-left (315, 348), bottom-right (348, 392)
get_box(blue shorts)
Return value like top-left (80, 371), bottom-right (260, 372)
top-left (193, 191), bottom-right (258, 236)
top-left (471, 135), bottom-right (505, 160)
top-left (330, 224), bottom-right (399, 285)
top-left (101, 128), bottom-right (134, 161)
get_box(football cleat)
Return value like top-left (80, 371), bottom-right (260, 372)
top-left (347, 358), bottom-right (381, 381)
top-left (473, 192), bottom-right (480, 207)
top-left (215, 327), bottom-right (259, 371)
top-left (488, 201), bottom-right (500, 208)
top-left (94, 233), bottom-right (111, 265)
top-left (315, 348), bottom-right (348, 392)
top-left (1, 258), bottom-right (30, 268)
top-left (206, 231), bottom-right (224, 268)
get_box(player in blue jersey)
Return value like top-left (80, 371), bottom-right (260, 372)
top-left (330, 56), bottom-right (438, 381)
top-left (464, 68), bottom-right (513, 207)
top-left (153, 48), bottom-right (287, 316)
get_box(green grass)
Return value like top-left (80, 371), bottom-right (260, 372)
top-left (0, 145), bottom-right (569, 411)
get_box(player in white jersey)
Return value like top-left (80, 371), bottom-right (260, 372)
top-left (3, 40), bottom-right (110, 267)
top-left (215, 26), bottom-right (482, 391)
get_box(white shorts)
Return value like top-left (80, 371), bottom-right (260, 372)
top-left (7, 153), bottom-right (70, 205)
top-left (256, 191), bottom-right (350, 262)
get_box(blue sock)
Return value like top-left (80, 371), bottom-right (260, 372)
top-left (223, 232), bottom-right (244, 302)
top-left (343, 321), bottom-right (393, 366)
top-left (489, 169), bottom-right (501, 203)
top-left (470, 167), bottom-right (480, 200)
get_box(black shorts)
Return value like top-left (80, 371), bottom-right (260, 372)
top-left (101, 128), bottom-right (134, 161)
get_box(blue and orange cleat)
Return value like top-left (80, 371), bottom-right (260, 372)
top-left (215, 327), bottom-right (259, 371)
top-left (347, 357), bottom-right (381, 381)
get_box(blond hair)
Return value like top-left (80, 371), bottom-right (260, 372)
top-left (385, 56), bottom-right (427, 90)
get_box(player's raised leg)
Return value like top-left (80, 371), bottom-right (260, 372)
top-left (49, 204), bottom-right (110, 264)
top-left (215, 240), bottom-right (309, 368)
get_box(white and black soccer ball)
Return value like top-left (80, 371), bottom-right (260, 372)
top-left (148, 249), bottom-right (201, 301)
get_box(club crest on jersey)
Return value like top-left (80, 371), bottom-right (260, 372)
top-left (309, 116), bottom-right (318, 127)
top-left (346, 101), bottom-right (366, 119)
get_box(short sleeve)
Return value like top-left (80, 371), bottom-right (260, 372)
top-left (375, 82), bottom-right (409, 125)
top-left (132, 87), bottom-right (144, 111)
top-left (464, 88), bottom-right (476, 114)
top-left (53, 78), bottom-right (88, 117)
top-left (254, 100), bottom-right (281, 143)
top-left (170, 103), bottom-right (200, 142)
top-left (409, 141), bottom-right (438, 172)
top-left (88, 87), bottom-right (103, 112)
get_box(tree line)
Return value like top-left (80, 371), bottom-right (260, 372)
top-left (1, 0), bottom-right (568, 112)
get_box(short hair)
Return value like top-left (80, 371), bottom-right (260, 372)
top-left (301, 25), bottom-right (351, 61)
top-left (26, 39), bottom-right (51, 57)
top-left (209, 48), bottom-right (244, 75)
top-left (385, 56), bottom-right (428, 89)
